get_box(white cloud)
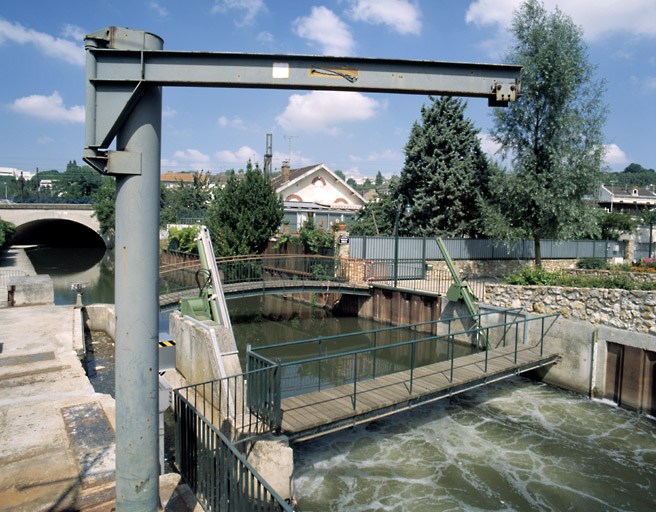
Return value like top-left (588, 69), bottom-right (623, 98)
top-left (163, 106), bottom-right (177, 118)
top-left (218, 115), bottom-right (246, 129)
top-left (172, 149), bottom-right (211, 170)
top-left (346, 0), bottom-right (421, 35)
top-left (61, 24), bottom-right (86, 41)
top-left (276, 91), bottom-right (379, 134)
top-left (9, 91), bottom-right (84, 123)
top-left (149, 2), bottom-right (169, 18)
top-left (604, 144), bottom-right (629, 167)
top-left (350, 149), bottom-right (400, 162)
top-left (0, 18), bottom-right (84, 66)
top-left (212, 0), bottom-right (265, 26)
top-left (293, 6), bottom-right (355, 55)
top-left (257, 31), bottom-right (274, 44)
top-left (478, 133), bottom-right (503, 157)
top-left (466, 0), bottom-right (656, 42)
top-left (273, 150), bottom-right (313, 170)
top-left (215, 146), bottom-right (260, 165)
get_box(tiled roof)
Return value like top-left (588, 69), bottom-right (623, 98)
top-left (271, 165), bottom-right (318, 188)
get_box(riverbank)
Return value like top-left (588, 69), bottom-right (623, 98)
top-left (0, 246), bottom-right (37, 275)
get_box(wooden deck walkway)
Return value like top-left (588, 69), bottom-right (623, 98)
top-left (280, 344), bottom-right (559, 442)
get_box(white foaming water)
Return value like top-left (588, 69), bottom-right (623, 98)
top-left (292, 377), bottom-right (656, 511)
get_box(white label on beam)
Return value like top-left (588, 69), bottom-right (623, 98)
top-left (272, 62), bottom-right (289, 79)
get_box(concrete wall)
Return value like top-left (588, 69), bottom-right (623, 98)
top-left (6, 275), bottom-right (54, 306)
top-left (83, 304), bottom-right (116, 341)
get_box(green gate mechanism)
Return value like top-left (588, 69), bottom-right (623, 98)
top-left (437, 237), bottom-right (490, 349)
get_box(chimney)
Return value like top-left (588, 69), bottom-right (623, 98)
top-left (282, 160), bottom-right (290, 183)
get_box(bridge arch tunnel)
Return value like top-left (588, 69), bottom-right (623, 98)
top-left (9, 218), bottom-right (106, 248)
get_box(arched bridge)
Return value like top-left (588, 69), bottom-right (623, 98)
top-left (0, 203), bottom-right (105, 247)
top-left (159, 254), bottom-right (371, 307)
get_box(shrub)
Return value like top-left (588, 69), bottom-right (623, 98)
top-left (576, 257), bottom-right (606, 269)
top-left (505, 267), bottom-right (563, 286)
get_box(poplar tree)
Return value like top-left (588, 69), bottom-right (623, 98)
top-left (483, 0), bottom-right (607, 266)
top-left (396, 96), bottom-right (490, 237)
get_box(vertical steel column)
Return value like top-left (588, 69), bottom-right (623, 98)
top-left (113, 37), bottom-right (163, 511)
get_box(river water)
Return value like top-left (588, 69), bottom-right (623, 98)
top-left (25, 247), bottom-right (656, 511)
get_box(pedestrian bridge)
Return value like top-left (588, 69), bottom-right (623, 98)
top-left (174, 310), bottom-right (560, 443)
top-left (0, 203), bottom-right (104, 247)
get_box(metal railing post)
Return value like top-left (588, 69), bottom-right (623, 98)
top-left (485, 328), bottom-right (489, 373)
top-left (353, 353), bottom-right (358, 410)
top-left (275, 358), bottom-right (282, 433)
top-left (410, 341), bottom-right (416, 394)
top-left (541, 316), bottom-right (545, 356)
top-left (318, 340), bottom-right (322, 391)
top-left (372, 332), bottom-right (377, 380)
top-left (514, 321), bottom-right (519, 364)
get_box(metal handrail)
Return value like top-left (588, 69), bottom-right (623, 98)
top-left (259, 313), bottom-right (559, 410)
top-left (251, 308), bottom-right (524, 353)
top-left (173, 391), bottom-right (293, 511)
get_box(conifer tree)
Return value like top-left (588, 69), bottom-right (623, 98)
top-left (396, 96), bottom-right (490, 237)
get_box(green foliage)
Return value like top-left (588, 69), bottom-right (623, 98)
top-left (0, 218), bottom-right (16, 247)
top-left (348, 190), bottom-right (398, 236)
top-left (375, 171), bottom-right (384, 186)
top-left (334, 170), bottom-right (346, 181)
top-left (601, 163), bottom-right (656, 188)
top-left (599, 212), bottom-right (636, 240)
top-left (505, 266), bottom-right (651, 290)
top-left (484, 0), bottom-right (607, 265)
top-left (576, 257), bottom-right (606, 269)
top-left (160, 173), bottom-right (212, 226)
top-left (56, 160), bottom-right (103, 198)
top-left (207, 166), bottom-right (284, 256)
top-left (168, 225), bottom-right (200, 254)
top-left (397, 96), bottom-right (491, 237)
top-left (506, 267), bottom-right (563, 286)
top-left (276, 216), bottom-right (334, 254)
top-left (91, 177), bottom-right (116, 234)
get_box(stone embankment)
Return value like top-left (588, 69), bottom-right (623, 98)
top-left (485, 284), bottom-right (656, 335)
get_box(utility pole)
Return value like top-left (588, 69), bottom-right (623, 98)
top-left (36, 167), bottom-right (39, 203)
top-left (264, 133), bottom-right (272, 178)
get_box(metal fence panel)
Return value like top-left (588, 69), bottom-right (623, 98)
top-left (349, 237), bottom-right (625, 261)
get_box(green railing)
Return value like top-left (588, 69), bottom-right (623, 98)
top-left (249, 311), bottom-right (559, 408)
top-left (174, 364), bottom-right (283, 441)
top-left (173, 389), bottom-right (293, 512)
top-left (159, 255), bottom-right (351, 297)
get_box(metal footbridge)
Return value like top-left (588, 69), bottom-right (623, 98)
top-left (174, 310), bottom-right (560, 444)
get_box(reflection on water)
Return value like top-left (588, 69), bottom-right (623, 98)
top-left (26, 246), bottom-right (114, 305)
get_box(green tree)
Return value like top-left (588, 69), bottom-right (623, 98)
top-left (91, 177), bottom-right (116, 234)
top-left (396, 95), bottom-right (491, 237)
top-left (56, 160), bottom-right (103, 198)
top-left (207, 165), bottom-right (283, 256)
top-left (599, 211), bottom-right (636, 241)
top-left (334, 170), bottom-right (346, 181)
top-left (483, 0), bottom-right (607, 266)
top-left (348, 181), bottom-right (399, 236)
top-left (0, 219), bottom-right (16, 247)
top-left (346, 178), bottom-right (358, 189)
top-left (160, 173), bottom-right (212, 226)
top-left (375, 171), bottom-right (384, 186)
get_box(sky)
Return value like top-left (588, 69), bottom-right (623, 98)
top-left (1, 0), bottom-right (654, 179)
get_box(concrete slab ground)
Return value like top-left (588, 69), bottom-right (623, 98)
top-left (0, 303), bottom-right (202, 511)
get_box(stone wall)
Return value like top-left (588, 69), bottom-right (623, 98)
top-left (485, 284), bottom-right (656, 335)
top-left (562, 268), bottom-right (656, 284)
top-left (425, 259), bottom-right (580, 279)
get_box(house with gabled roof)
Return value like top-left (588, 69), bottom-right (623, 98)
top-left (272, 162), bottom-right (365, 231)
top-left (598, 184), bottom-right (656, 213)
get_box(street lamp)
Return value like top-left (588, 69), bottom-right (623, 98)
top-left (393, 194), bottom-right (412, 287)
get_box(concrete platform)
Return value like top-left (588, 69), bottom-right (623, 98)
top-left (0, 303), bottom-right (202, 511)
